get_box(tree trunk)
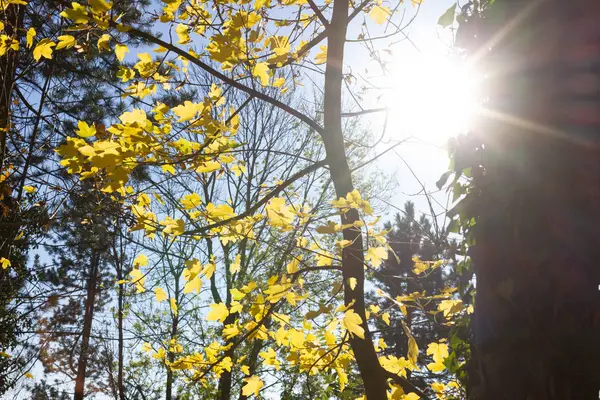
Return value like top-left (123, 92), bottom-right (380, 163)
top-left (117, 251), bottom-right (126, 400)
top-left (0, 3), bottom-right (23, 173)
top-left (74, 252), bottom-right (100, 400)
top-left (468, 1), bottom-right (600, 398)
top-left (320, 0), bottom-right (389, 398)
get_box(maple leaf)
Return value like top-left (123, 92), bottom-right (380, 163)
top-left (242, 376), bottom-right (264, 397)
top-left (129, 269), bottom-right (146, 293)
top-left (0, 258), bottom-right (11, 270)
top-left (252, 62), bottom-right (270, 86)
top-left (56, 35), bottom-right (76, 50)
top-left (175, 23), bottom-right (191, 44)
top-left (348, 277), bottom-right (357, 290)
top-left (286, 256), bottom-right (300, 274)
top-left (115, 44), bottom-right (128, 61)
top-left (365, 246), bottom-right (388, 267)
top-left (230, 254), bottom-right (241, 274)
top-left (206, 203), bottom-right (235, 220)
top-left (26, 28), bottom-right (35, 49)
top-left (343, 309), bottom-right (365, 339)
top-left (76, 121), bottom-right (96, 138)
top-left (382, 312), bottom-right (391, 326)
top-left (133, 253), bottom-right (148, 267)
top-left (181, 193), bottom-right (202, 209)
top-left (265, 197), bottom-right (295, 230)
top-left (161, 217), bottom-right (185, 236)
top-left (97, 34), bottom-right (110, 51)
top-left (314, 45), bottom-right (327, 65)
top-left (370, 5), bottom-right (390, 24)
top-left (183, 276), bottom-right (202, 294)
top-left (154, 287), bottom-right (167, 302)
top-left (172, 101), bottom-right (203, 122)
top-left (33, 39), bottom-right (56, 61)
top-left (119, 109), bottom-right (147, 125)
top-left (60, 2), bottom-right (89, 24)
top-left (170, 298), bottom-right (178, 316)
top-left (230, 288), bottom-right (245, 301)
top-left (207, 303), bottom-right (229, 323)
top-left (196, 160), bottom-right (221, 173)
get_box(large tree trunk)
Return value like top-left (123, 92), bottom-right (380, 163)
top-left (74, 252), bottom-right (100, 400)
top-left (468, 1), bottom-right (600, 398)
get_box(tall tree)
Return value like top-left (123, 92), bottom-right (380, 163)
top-left (448, 0), bottom-right (600, 398)
top-left (38, 184), bottom-right (119, 399)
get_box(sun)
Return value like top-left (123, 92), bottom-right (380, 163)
top-left (383, 53), bottom-right (480, 145)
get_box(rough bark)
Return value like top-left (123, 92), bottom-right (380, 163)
top-left (469, 1), bottom-right (600, 398)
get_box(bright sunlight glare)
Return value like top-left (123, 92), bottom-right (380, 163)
top-left (384, 53), bottom-right (480, 145)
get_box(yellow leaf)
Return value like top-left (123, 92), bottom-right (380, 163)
top-left (23, 185), bottom-right (36, 193)
top-left (119, 108), bottom-right (147, 125)
top-left (223, 324), bottom-right (241, 339)
top-left (97, 34), bottom-right (110, 52)
top-left (0, 258), bottom-right (10, 270)
top-left (133, 253), bottom-right (148, 267)
top-left (286, 256), bottom-right (301, 274)
top-left (195, 160), bottom-right (221, 173)
top-left (369, 5), bottom-right (390, 24)
top-left (252, 62), bottom-right (270, 86)
top-left (175, 23), bottom-right (191, 44)
top-left (162, 164), bottom-right (176, 175)
top-left (56, 35), bottom-right (76, 50)
top-left (161, 217), bottom-right (185, 236)
top-left (206, 203), bottom-right (235, 220)
top-left (365, 246), bottom-right (388, 268)
top-left (33, 39), bottom-right (56, 61)
top-left (115, 44), bottom-right (128, 61)
top-left (382, 312), bottom-right (390, 326)
top-left (89, 0), bottom-right (112, 13)
top-left (242, 375), bottom-right (264, 397)
top-left (60, 2), bottom-right (89, 24)
top-left (26, 28), bottom-right (35, 49)
top-left (129, 269), bottom-right (146, 293)
top-left (337, 239), bottom-right (352, 248)
top-left (183, 276), bottom-right (202, 294)
top-left (202, 263), bottom-right (216, 280)
top-left (408, 336), bottom-right (419, 365)
top-left (230, 254), bottom-right (241, 274)
top-left (181, 193), bottom-right (202, 209)
top-left (273, 77), bottom-right (285, 87)
top-left (437, 299), bottom-right (464, 318)
top-left (207, 303), bottom-right (229, 323)
top-left (348, 277), bottom-right (357, 290)
top-left (314, 45), bottom-right (327, 65)
top-left (265, 197), bottom-right (295, 231)
top-left (24, 372), bottom-right (33, 379)
top-left (76, 121), bottom-right (96, 138)
top-left (426, 342), bottom-right (449, 364)
top-left (142, 342), bottom-right (152, 352)
top-left (230, 288), bottom-right (245, 301)
top-left (170, 298), bottom-right (178, 316)
top-left (154, 287), bottom-right (167, 302)
top-left (342, 309), bottom-right (365, 339)
top-left (172, 101), bottom-right (203, 122)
